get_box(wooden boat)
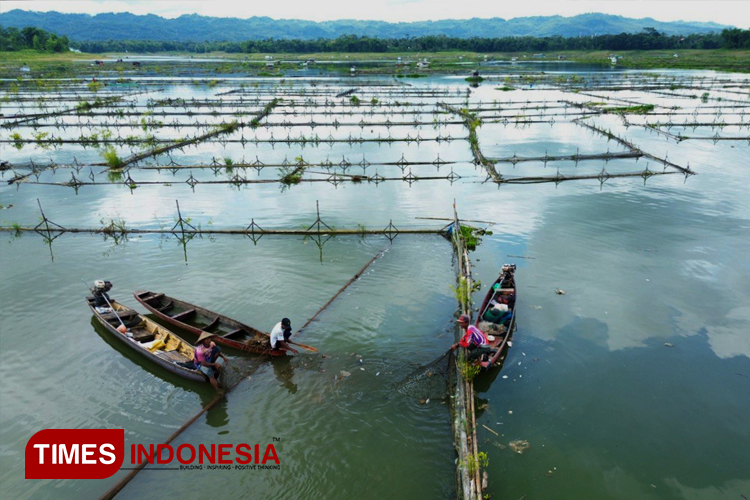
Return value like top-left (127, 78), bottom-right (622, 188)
top-left (133, 290), bottom-right (285, 356)
top-left (474, 264), bottom-right (518, 370)
top-left (86, 296), bottom-right (209, 383)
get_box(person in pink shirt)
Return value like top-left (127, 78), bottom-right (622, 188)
top-left (194, 332), bottom-right (227, 391)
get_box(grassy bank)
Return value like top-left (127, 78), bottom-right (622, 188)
top-left (564, 49), bottom-right (750, 72)
top-left (0, 48), bottom-right (748, 79)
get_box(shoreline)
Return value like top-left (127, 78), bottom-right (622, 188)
top-left (1, 48), bottom-right (748, 77)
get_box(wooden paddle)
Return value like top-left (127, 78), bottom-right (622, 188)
top-left (289, 340), bottom-right (318, 352)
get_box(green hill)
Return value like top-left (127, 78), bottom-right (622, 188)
top-left (0, 10), bottom-right (730, 42)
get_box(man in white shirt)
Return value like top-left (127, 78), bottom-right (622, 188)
top-left (269, 317), bottom-right (298, 354)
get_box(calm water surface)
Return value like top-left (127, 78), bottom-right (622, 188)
top-left (1, 70), bottom-right (749, 500)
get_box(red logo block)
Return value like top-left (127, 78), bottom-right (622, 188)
top-left (25, 429), bottom-right (124, 479)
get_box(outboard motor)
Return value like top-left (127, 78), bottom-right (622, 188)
top-left (92, 279), bottom-right (113, 307)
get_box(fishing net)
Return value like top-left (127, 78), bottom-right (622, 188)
top-left (219, 357), bottom-right (263, 389)
top-left (393, 349), bottom-right (454, 400)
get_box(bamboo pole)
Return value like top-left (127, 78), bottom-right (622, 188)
top-left (449, 203), bottom-right (483, 500)
top-left (439, 103), bottom-right (502, 183)
top-left (0, 226), bottom-right (445, 236)
top-left (296, 246), bottom-right (389, 335)
top-left (117, 99), bottom-right (280, 168)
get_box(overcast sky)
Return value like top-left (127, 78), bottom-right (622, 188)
top-left (2, 1), bottom-right (749, 28)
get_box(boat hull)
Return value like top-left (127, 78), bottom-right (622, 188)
top-left (87, 297), bottom-right (208, 383)
top-left (133, 290), bottom-right (286, 357)
top-left (474, 266), bottom-right (517, 370)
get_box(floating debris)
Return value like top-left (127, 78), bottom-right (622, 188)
top-left (664, 343), bottom-right (674, 348)
top-left (509, 439), bottom-right (530, 454)
top-left (482, 424), bottom-right (499, 436)
top-left (555, 288), bottom-right (566, 295)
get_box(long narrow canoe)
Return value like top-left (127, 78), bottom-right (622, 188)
top-left (133, 290), bottom-right (285, 356)
top-left (87, 295), bottom-right (208, 383)
top-left (475, 264), bottom-right (518, 370)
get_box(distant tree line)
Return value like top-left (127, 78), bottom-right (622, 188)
top-left (72, 30), bottom-right (745, 54)
top-left (3, 26), bottom-right (749, 54)
top-left (721, 28), bottom-right (750, 49)
top-left (0, 26), bottom-right (70, 52)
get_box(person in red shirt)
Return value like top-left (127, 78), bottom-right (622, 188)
top-left (451, 314), bottom-right (491, 361)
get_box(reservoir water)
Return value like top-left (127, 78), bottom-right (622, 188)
top-left (1, 68), bottom-right (749, 499)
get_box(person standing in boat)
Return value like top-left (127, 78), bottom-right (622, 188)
top-left (452, 314), bottom-right (490, 361)
top-left (194, 332), bottom-right (227, 391)
top-left (270, 318), bottom-right (298, 355)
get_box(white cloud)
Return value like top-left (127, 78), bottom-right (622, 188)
top-left (1, 0), bottom-right (747, 27)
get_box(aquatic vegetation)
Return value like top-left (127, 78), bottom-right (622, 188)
top-left (99, 216), bottom-right (129, 250)
top-left (460, 225), bottom-right (491, 251)
top-left (87, 80), bottom-right (103, 92)
top-left (75, 98), bottom-right (104, 112)
top-left (451, 276), bottom-right (471, 310)
top-left (458, 355), bottom-right (482, 382)
top-left (79, 131), bottom-right (100, 146)
top-left (10, 132), bottom-right (24, 150)
top-left (279, 166), bottom-right (304, 185)
top-left (102, 146), bottom-right (124, 169)
top-left (603, 104), bottom-right (655, 114)
top-left (142, 134), bottom-right (158, 148)
top-left (10, 222), bottom-right (23, 237)
top-left (140, 112), bottom-right (163, 131)
top-left (100, 216), bottom-right (127, 235)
